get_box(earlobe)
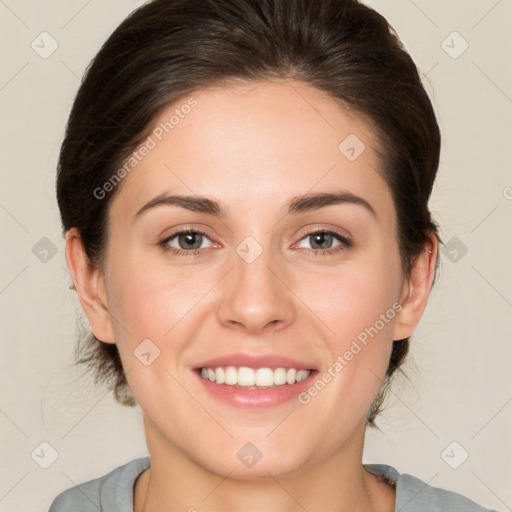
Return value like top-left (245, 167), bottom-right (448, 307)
top-left (64, 228), bottom-right (116, 344)
top-left (393, 233), bottom-right (438, 341)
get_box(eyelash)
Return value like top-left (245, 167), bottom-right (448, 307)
top-left (159, 228), bottom-right (352, 257)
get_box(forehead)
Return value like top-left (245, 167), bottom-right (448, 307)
top-left (110, 79), bottom-right (394, 223)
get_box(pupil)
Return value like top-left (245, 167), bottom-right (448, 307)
top-left (180, 232), bottom-right (202, 249)
top-left (312, 233), bottom-right (332, 250)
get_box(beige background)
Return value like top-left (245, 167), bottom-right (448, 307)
top-left (1, 0), bottom-right (511, 510)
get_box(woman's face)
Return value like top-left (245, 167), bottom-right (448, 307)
top-left (100, 80), bottom-right (410, 477)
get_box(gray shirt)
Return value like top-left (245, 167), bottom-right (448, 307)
top-left (48, 457), bottom-right (497, 511)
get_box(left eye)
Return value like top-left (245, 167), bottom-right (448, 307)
top-left (296, 231), bottom-right (347, 251)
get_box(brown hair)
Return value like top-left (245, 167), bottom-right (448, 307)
top-left (57, 0), bottom-right (441, 426)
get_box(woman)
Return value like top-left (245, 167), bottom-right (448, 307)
top-left (49, 0), bottom-right (497, 510)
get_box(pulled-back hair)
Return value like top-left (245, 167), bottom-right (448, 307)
top-left (57, 0), bottom-right (441, 426)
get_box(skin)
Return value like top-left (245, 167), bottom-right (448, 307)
top-left (66, 79), bottom-right (437, 512)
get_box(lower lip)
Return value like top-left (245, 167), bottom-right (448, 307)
top-left (194, 370), bottom-right (317, 409)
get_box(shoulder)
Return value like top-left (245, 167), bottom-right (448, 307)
top-left (48, 457), bottom-right (151, 512)
top-left (364, 463), bottom-right (498, 512)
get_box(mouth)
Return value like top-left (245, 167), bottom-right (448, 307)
top-left (198, 366), bottom-right (312, 389)
top-left (193, 354), bottom-right (318, 408)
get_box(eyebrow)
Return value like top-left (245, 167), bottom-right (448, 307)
top-left (287, 191), bottom-right (377, 218)
top-left (136, 194), bottom-right (223, 217)
top-left (135, 190), bottom-right (377, 219)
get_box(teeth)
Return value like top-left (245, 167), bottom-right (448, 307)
top-left (255, 368), bottom-right (274, 387)
top-left (238, 367), bottom-right (255, 386)
top-left (286, 368), bottom-right (297, 385)
top-left (199, 366), bottom-right (311, 388)
top-left (215, 367), bottom-right (225, 384)
top-left (297, 369), bottom-right (309, 382)
top-left (273, 367), bottom-right (287, 385)
top-left (225, 366), bottom-right (237, 385)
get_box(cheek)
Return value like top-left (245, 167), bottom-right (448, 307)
top-left (103, 260), bottom-right (213, 404)
top-left (296, 259), bottom-right (402, 347)
top-left (295, 258), bottom-right (401, 405)
top-left (107, 264), bottom-right (207, 340)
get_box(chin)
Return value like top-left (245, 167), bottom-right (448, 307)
top-left (204, 453), bottom-right (312, 481)
top-left (187, 436), bottom-right (321, 481)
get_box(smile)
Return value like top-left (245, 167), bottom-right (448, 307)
top-left (199, 366), bottom-right (311, 388)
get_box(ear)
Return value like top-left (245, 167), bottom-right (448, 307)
top-left (393, 233), bottom-right (438, 341)
top-left (65, 228), bottom-right (115, 344)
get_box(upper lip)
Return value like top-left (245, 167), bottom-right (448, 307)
top-left (194, 353), bottom-right (316, 371)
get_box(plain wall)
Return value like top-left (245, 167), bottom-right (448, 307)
top-left (0, 1), bottom-right (511, 510)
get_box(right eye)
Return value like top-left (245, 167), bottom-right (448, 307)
top-left (160, 229), bottom-right (217, 256)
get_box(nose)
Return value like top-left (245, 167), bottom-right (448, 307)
top-left (216, 243), bottom-right (297, 335)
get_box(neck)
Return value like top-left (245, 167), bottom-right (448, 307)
top-left (135, 416), bottom-right (395, 512)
